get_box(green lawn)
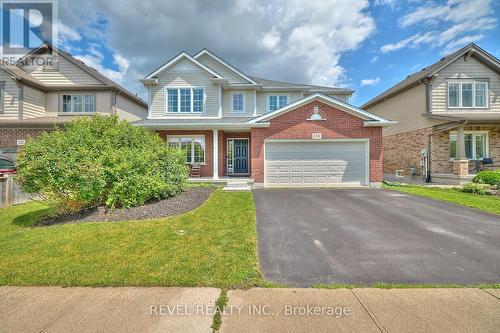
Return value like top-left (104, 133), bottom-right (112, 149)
top-left (383, 183), bottom-right (500, 215)
top-left (0, 189), bottom-right (262, 287)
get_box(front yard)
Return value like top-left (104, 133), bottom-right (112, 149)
top-left (0, 189), bottom-right (263, 288)
top-left (383, 183), bottom-right (500, 215)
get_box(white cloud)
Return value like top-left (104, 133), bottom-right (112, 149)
top-left (370, 56), bottom-right (379, 64)
top-left (57, 0), bottom-right (376, 93)
top-left (261, 27), bottom-right (281, 51)
top-left (360, 77), bottom-right (380, 86)
top-left (74, 46), bottom-right (129, 83)
top-left (381, 0), bottom-right (496, 54)
top-left (373, 0), bottom-right (398, 9)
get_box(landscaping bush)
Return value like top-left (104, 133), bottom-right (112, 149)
top-left (461, 182), bottom-right (490, 195)
top-left (472, 170), bottom-right (500, 186)
top-left (16, 115), bottom-right (188, 211)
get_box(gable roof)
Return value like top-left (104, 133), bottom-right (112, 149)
top-left (247, 93), bottom-right (394, 126)
top-left (19, 43), bottom-right (147, 107)
top-left (145, 52), bottom-right (225, 80)
top-left (362, 43), bottom-right (500, 109)
top-left (249, 76), bottom-right (355, 94)
top-left (0, 63), bottom-right (45, 89)
top-left (193, 49), bottom-right (259, 85)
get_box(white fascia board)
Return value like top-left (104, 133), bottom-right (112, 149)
top-left (193, 49), bottom-right (259, 85)
top-left (247, 93), bottom-right (392, 124)
top-left (145, 52), bottom-right (225, 79)
top-left (133, 122), bottom-right (270, 130)
top-left (363, 120), bottom-right (398, 127)
top-left (139, 78), bottom-right (158, 85)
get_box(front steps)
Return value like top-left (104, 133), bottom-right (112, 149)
top-left (223, 180), bottom-right (252, 191)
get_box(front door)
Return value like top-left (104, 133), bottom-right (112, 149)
top-left (234, 140), bottom-right (249, 174)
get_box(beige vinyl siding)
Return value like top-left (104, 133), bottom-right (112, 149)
top-left (222, 90), bottom-right (256, 116)
top-left (150, 62), bottom-right (220, 118)
top-left (256, 91), bottom-right (303, 115)
top-left (0, 71), bottom-right (20, 120)
top-left (96, 91), bottom-right (112, 113)
top-left (24, 56), bottom-right (105, 86)
top-left (115, 94), bottom-right (147, 122)
top-left (23, 86), bottom-right (46, 118)
top-left (196, 53), bottom-right (249, 84)
top-left (431, 55), bottom-right (500, 113)
top-left (366, 84), bottom-right (444, 136)
top-left (45, 92), bottom-right (59, 116)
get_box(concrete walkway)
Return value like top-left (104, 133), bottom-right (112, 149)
top-left (1, 287), bottom-right (499, 333)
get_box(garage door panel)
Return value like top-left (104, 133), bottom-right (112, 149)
top-left (265, 141), bottom-right (367, 186)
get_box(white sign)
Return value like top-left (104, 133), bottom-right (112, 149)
top-left (312, 133), bottom-right (322, 140)
top-left (16, 139), bottom-right (26, 146)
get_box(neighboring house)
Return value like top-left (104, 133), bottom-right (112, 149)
top-left (0, 43), bottom-right (147, 160)
top-left (136, 49), bottom-right (393, 187)
top-left (363, 43), bottom-right (500, 184)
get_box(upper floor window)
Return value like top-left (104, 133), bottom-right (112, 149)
top-left (166, 87), bottom-right (204, 113)
top-left (268, 95), bottom-right (288, 112)
top-left (62, 94), bottom-right (95, 113)
top-left (447, 81), bottom-right (488, 108)
top-left (231, 93), bottom-right (245, 113)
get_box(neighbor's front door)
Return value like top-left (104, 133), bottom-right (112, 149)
top-left (234, 140), bottom-right (248, 174)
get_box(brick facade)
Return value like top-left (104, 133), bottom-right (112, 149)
top-left (382, 127), bottom-right (431, 175)
top-left (383, 125), bottom-right (500, 176)
top-left (0, 128), bottom-right (52, 159)
top-left (250, 100), bottom-right (383, 183)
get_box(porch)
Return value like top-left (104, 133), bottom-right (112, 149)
top-left (430, 123), bottom-right (499, 184)
top-left (156, 129), bottom-right (252, 180)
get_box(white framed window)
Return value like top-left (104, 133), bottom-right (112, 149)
top-left (267, 94), bottom-right (289, 112)
top-left (167, 136), bottom-right (205, 164)
top-left (165, 87), bottom-right (205, 113)
top-left (447, 81), bottom-right (488, 108)
top-left (449, 131), bottom-right (489, 160)
top-left (61, 94), bottom-right (95, 113)
top-left (231, 92), bottom-right (245, 113)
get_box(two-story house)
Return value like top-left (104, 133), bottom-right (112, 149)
top-left (0, 43), bottom-right (147, 160)
top-left (136, 49), bottom-right (393, 187)
top-left (362, 43), bottom-right (500, 184)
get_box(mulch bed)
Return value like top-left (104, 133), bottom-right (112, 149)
top-left (36, 186), bottom-right (215, 226)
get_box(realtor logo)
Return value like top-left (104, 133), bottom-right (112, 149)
top-left (1, 0), bottom-right (58, 57)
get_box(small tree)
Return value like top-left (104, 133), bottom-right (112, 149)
top-left (16, 115), bottom-right (187, 211)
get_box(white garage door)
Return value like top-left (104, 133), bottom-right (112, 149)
top-left (265, 140), bottom-right (368, 186)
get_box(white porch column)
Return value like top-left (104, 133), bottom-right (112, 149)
top-left (212, 129), bottom-right (219, 180)
top-left (453, 125), bottom-right (469, 176)
top-left (456, 125), bottom-right (466, 159)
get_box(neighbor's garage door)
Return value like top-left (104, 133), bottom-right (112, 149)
top-left (264, 140), bottom-right (368, 186)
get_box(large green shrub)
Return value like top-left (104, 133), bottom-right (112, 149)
top-left (16, 115), bottom-right (188, 210)
top-left (461, 183), bottom-right (490, 195)
top-left (472, 170), bottom-right (500, 186)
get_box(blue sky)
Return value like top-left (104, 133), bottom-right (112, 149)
top-left (10, 0), bottom-right (499, 107)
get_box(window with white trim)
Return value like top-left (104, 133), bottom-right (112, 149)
top-left (61, 94), bottom-right (95, 113)
top-left (268, 95), bottom-right (288, 112)
top-left (166, 87), bottom-right (205, 113)
top-left (447, 81), bottom-right (488, 108)
top-left (167, 136), bottom-right (205, 163)
top-left (449, 132), bottom-right (488, 160)
top-left (231, 93), bottom-right (245, 113)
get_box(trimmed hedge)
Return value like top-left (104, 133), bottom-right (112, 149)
top-left (16, 115), bottom-right (188, 210)
top-left (472, 170), bottom-right (500, 186)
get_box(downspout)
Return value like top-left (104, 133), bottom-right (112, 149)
top-left (425, 120), bottom-right (468, 182)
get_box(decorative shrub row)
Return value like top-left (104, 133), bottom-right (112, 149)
top-left (472, 170), bottom-right (500, 186)
top-left (16, 115), bottom-right (188, 211)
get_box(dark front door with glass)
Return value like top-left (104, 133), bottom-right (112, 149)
top-left (233, 140), bottom-right (249, 174)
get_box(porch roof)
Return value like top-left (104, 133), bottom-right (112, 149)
top-left (132, 117), bottom-right (269, 129)
top-left (424, 113), bottom-right (500, 123)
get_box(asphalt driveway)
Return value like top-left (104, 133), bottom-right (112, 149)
top-left (253, 189), bottom-right (500, 287)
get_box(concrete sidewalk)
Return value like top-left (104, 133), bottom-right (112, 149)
top-left (1, 287), bottom-right (499, 333)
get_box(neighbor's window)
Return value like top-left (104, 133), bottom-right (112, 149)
top-left (450, 132), bottom-right (488, 160)
top-left (268, 95), bottom-right (288, 112)
top-left (447, 81), bottom-right (488, 108)
top-left (231, 93), bottom-right (245, 113)
top-left (61, 94), bottom-right (95, 113)
top-left (166, 87), bottom-right (204, 113)
top-left (167, 136), bottom-right (205, 163)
